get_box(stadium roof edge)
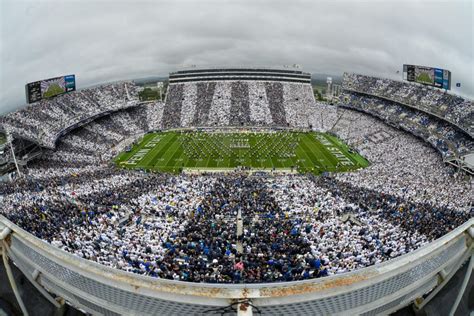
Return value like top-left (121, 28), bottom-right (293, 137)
top-left (170, 67), bottom-right (310, 76)
top-left (175, 65), bottom-right (304, 70)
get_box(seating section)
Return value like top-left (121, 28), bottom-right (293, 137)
top-left (1, 109), bottom-right (472, 282)
top-left (0, 72), bottom-right (472, 285)
top-left (163, 81), bottom-right (315, 128)
top-left (342, 92), bottom-right (474, 158)
top-left (0, 82), bottom-right (141, 148)
top-left (343, 73), bottom-right (474, 135)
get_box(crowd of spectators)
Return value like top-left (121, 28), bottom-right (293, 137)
top-left (248, 82), bottom-right (274, 126)
top-left (30, 102), bottom-right (162, 169)
top-left (282, 83), bottom-right (314, 128)
top-left (1, 164), bottom-right (470, 282)
top-left (229, 81), bottom-right (251, 126)
top-left (0, 82), bottom-right (141, 148)
top-left (309, 107), bottom-right (473, 211)
top-left (207, 82), bottom-right (233, 126)
top-left (343, 73), bottom-right (474, 135)
top-left (0, 76), bottom-right (472, 284)
top-left (342, 92), bottom-right (474, 157)
top-left (162, 81), bottom-right (315, 129)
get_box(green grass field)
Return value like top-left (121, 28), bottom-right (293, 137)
top-left (416, 72), bottom-right (434, 85)
top-left (115, 130), bottom-right (369, 174)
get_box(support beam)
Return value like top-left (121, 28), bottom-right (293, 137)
top-left (2, 241), bottom-right (29, 316)
top-left (415, 246), bottom-right (473, 310)
top-left (7, 246), bottom-right (62, 309)
top-left (0, 227), bottom-right (11, 240)
top-left (449, 254), bottom-right (474, 316)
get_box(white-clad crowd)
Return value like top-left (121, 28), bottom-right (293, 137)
top-left (0, 82), bottom-right (141, 148)
top-left (315, 107), bottom-right (473, 211)
top-left (343, 72), bottom-right (474, 135)
top-left (342, 93), bottom-right (473, 157)
top-left (270, 176), bottom-right (430, 274)
top-left (0, 75), bottom-right (472, 284)
top-left (162, 80), bottom-right (315, 129)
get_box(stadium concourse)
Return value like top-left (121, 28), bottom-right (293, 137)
top-left (0, 68), bottom-right (473, 314)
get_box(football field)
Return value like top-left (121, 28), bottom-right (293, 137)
top-left (42, 84), bottom-right (65, 98)
top-left (115, 130), bottom-right (369, 174)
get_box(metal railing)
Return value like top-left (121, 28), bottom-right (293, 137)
top-left (0, 216), bottom-right (472, 315)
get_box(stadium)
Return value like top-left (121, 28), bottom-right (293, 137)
top-left (0, 64), bottom-right (472, 316)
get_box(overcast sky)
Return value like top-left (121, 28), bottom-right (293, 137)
top-left (0, 0), bottom-right (472, 114)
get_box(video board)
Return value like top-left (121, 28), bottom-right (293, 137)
top-left (403, 65), bottom-right (451, 90)
top-left (25, 74), bottom-right (76, 103)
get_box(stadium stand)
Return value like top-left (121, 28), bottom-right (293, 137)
top-left (0, 82), bottom-right (141, 149)
top-left (0, 71), bottom-right (472, 315)
top-left (162, 68), bottom-right (315, 129)
top-left (342, 93), bottom-right (474, 157)
top-left (343, 73), bottom-right (474, 136)
top-left (1, 96), bottom-right (471, 280)
top-left (341, 73), bottom-right (474, 174)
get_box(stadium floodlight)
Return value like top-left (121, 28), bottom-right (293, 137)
top-left (327, 77), bottom-right (333, 100)
top-left (157, 82), bottom-right (164, 101)
top-left (124, 82), bottom-right (131, 100)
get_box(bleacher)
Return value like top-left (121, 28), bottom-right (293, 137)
top-left (0, 82), bottom-right (141, 149)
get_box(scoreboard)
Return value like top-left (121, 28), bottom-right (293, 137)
top-left (25, 74), bottom-right (76, 103)
top-left (403, 65), bottom-right (451, 90)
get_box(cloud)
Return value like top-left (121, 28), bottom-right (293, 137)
top-left (0, 0), bottom-right (472, 114)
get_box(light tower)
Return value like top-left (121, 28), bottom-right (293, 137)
top-left (157, 82), bottom-right (164, 101)
top-left (326, 77), bottom-right (333, 100)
